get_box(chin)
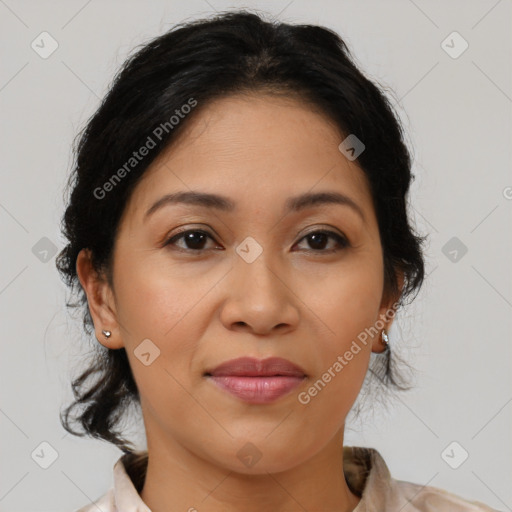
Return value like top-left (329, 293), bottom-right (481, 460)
top-left (201, 435), bottom-right (311, 475)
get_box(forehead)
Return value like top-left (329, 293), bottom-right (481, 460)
top-left (120, 93), bottom-right (374, 227)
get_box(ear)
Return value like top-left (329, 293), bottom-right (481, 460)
top-left (76, 248), bottom-right (124, 349)
top-left (372, 270), bottom-right (404, 354)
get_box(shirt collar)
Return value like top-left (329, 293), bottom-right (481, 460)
top-left (113, 451), bottom-right (152, 512)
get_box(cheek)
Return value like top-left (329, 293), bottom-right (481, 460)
top-left (111, 254), bottom-right (214, 398)
top-left (296, 250), bottom-right (383, 400)
top-left (113, 250), bottom-right (217, 339)
top-left (302, 248), bottom-right (384, 345)
top-left (295, 285), bottom-right (379, 442)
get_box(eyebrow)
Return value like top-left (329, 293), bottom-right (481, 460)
top-left (144, 190), bottom-right (365, 221)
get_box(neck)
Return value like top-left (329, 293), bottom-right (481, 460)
top-left (140, 428), bottom-right (361, 512)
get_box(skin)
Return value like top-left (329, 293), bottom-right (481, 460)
top-left (77, 92), bottom-right (403, 512)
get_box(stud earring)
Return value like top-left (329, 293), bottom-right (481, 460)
top-left (381, 329), bottom-right (389, 349)
top-left (101, 329), bottom-right (112, 339)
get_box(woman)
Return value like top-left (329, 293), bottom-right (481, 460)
top-left (57, 9), bottom-right (498, 512)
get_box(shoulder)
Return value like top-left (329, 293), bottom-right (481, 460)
top-left (73, 488), bottom-right (115, 512)
top-left (72, 451), bottom-right (149, 512)
top-left (345, 446), bottom-right (499, 512)
top-left (391, 479), bottom-right (500, 511)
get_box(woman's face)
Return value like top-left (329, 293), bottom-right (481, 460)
top-left (81, 93), bottom-right (399, 473)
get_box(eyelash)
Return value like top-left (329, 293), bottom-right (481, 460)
top-left (163, 228), bottom-right (350, 254)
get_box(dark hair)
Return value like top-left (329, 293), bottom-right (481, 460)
top-left (56, 9), bottom-right (426, 453)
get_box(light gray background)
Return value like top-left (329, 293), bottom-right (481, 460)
top-left (1, 1), bottom-right (511, 511)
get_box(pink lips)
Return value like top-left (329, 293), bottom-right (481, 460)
top-left (205, 357), bottom-right (307, 404)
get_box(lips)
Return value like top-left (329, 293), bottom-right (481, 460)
top-left (205, 356), bottom-right (307, 378)
top-left (205, 357), bottom-right (307, 404)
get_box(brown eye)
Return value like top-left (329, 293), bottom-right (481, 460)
top-left (164, 230), bottom-right (219, 251)
top-left (295, 230), bottom-right (349, 252)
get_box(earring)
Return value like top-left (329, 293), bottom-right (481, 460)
top-left (381, 329), bottom-right (389, 349)
top-left (101, 329), bottom-right (112, 339)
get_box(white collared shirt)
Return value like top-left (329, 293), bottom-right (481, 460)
top-left (75, 446), bottom-right (499, 511)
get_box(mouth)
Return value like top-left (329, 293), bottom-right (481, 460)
top-left (204, 357), bottom-right (307, 404)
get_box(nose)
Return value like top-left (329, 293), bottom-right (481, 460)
top-left (219, 252), bottom-right (300, 336)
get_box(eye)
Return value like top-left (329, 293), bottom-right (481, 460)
top-left (294, 230), bottom-right (350, 253)
top-left (163, 228), bottom-right (350, 254)
top-left (163, 229), bottom-right (220, 252)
